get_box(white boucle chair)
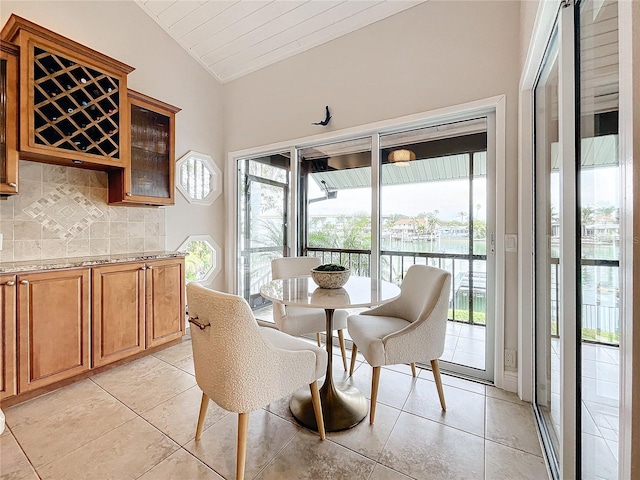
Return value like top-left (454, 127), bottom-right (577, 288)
top-left (187, 283), bottom-right (327, 480)
top-left (271, 256), bottom-right (349, 371)
top-left (347, 264), bottom-right (452, 424)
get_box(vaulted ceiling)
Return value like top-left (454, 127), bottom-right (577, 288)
top-left (135, 0), bottom-right (423, 83)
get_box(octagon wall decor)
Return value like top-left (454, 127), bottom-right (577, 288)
top-left (175, 151), bottom-right (221, 205)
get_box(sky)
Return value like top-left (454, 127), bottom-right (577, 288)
top-left (308, 176), bottom-right (487, 222)
top-left (308, 166), bottom-right (619, 222)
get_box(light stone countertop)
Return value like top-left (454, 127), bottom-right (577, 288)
top-left (0, 251), bottom-right (186, 274)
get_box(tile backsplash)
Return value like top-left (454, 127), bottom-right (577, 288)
top-left (0, 161), bottom-right (166, 263)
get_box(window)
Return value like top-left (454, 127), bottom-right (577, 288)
top-left (178, 235), bottom-right (221, 283)
top-left (176, 151), bottom-right (221, 205)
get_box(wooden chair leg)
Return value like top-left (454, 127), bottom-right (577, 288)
top-left (349, 344), bottom-right (358, 376)
top-left (236, 412), bottom-right (249, 480)
top-left (338, 330), bottom-right (348, 371)
top-left (410, 362), bottom-right (417, 377)
top-left (370, 366), bottom-right (381, 424)
top-left (309, 380), bottom-right (326, 440)
top-left (431, 359), bottom-right (446, 411)
top-left (195, 392), bottom-right (209, 440)
top-left (316, 332), bottom-right (322, 347)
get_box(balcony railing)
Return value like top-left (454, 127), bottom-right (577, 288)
top-left (549, 258), bottom-right (620, 345)
top-left (305, 247), bottom-right (488, 326)
top-left (305, 247), bottom-right (621, 345)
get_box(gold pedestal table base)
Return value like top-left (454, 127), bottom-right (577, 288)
top-left (289, 309), bottom-right (368, 432)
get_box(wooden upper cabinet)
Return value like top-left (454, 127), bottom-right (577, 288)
top-left (0, 15), bottom-right (134, 169)
top-left (17, 268), bottom-right (90, 393)
top-left (145, 258), bottom-right (185, 348)
top-left (108, 90), bottom-right (180, 206)
top-left (0, 275), bottom-right (17, 399)
top-left (0, 41), bottom-right (19, 195)
top-left (92, 262), bottom-right (146, 368)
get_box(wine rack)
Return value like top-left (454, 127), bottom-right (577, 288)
top-left (33, 46), bottom-right (121, 158)
top-left (2, 16), bottom-right (180, 207)
top-left (108, 90), bottom-right (180, 206)
top-left (0, 40), bottom-right (18, 195)
top-left (1, 15), bottom-right (134, 168)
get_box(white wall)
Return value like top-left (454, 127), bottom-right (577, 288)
top-left (1, 1), bottom-right (226, 289)
top-left (223, 1), bottom-right (522, 366)
top-left (520, 0), bottom-right (542, 69)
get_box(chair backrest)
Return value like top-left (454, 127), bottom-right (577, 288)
top-left (186, 283), bottom-right (277, 412)
top-left (271, 256), bottom-right (321, 280)
top-left (386, 265), bottom-right (451, 323)
top-left (380, 265), bottom-right (451, 364)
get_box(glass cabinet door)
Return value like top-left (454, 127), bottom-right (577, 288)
top-left (108, 90), bottom-right (180, 206)
top-left (130, 103), bottom-right (171, 199)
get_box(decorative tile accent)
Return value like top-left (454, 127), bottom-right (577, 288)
top-left (23, 185), bottom-right (104, 241)
top-left (2, 161), bottom-right (166, 263)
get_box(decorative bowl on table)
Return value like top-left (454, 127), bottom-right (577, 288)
top-left (310, 264), bottom-right (350, 289)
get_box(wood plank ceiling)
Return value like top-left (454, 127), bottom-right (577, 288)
top-left (135, 0), bottom-right (424, 83)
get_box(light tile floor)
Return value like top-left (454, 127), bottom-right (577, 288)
top-left (0, 333), bottom-right (548, 480)
top-left (545, 339), bottom-right (619, 479)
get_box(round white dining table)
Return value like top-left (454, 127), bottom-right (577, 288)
top-left (259, 275), bottom-right (401, 432)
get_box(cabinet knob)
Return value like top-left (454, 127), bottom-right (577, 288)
top-left (8, 182), bottom-right (17, 188)
top-left (6, 281), bottom-right (15, 286)
top-left (140, 266), bottom-right (147, 270)
top-left (20, 280), bottom-right (29, 285)
top-left (126, 193), bottom-right (132, 197)
top-left (147, 265), bottom-right (153, 270)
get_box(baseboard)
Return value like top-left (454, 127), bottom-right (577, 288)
top-left (503, 370), bottom-right (519, 393)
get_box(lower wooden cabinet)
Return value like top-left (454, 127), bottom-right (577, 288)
top-left (145, 259), bottom-right (184, 349)
top-left (2, 257), bottom-right (184, 398)
top-left (17, 269), bottom-right (90, 393)
top-left (92, 258), bottom-right (184, 367)
top-left (92, 263), bottom-right (146, 368)
top-left (0, 275), bottom-right (16, 399)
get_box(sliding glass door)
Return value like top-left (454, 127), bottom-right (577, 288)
top-left (237, 153), bottom-right (290, 310)
top-left (578, 0), bottom-right (620, 477)
top-left (534, 22), bottom-right (561, 473)
top-left (298, 137), bottom-right (372, 272)
top-left (378, 120), bottom-right (495, 379)
top-left (234, 107), bottom-right (502, 385)
top-left (534, 1), bottom-right (620, 477)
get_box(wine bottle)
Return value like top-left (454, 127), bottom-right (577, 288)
top-left (80, 78), bottom-right (87, 84)
top-left (81, 101), bottom-right (88, 106)
top-left (67, 108), bottom-right (74, 113)
top-left (107, 87), bottom-right (113, 93)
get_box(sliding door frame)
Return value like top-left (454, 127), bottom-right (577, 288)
top-left (522, 0), bottom-right (637, 477)
top-left (556, 3), bottom-right (579, 477)
top-left (618, 1), bottom-right (640, 478)
top-left (226, 96), bottom-right (507, 387)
